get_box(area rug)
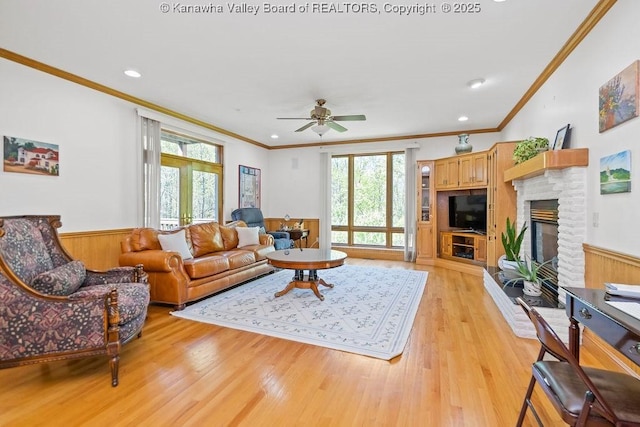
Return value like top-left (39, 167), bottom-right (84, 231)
top-left (171, 265), bottom-right (428, 360)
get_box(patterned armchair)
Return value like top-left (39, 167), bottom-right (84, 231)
top-left (0, 215), bottom-right (149, 387)
top-left (230, 208), bottom-right (293, 250)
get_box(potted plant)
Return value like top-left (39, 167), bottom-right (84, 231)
top-left (499, 217), bottom-right (527, 271)
top-left (503, 256), bottom-right (553, 296)
top-left (513, 137), bottom-right (550, 164)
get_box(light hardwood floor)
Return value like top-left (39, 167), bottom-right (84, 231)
top-left (0, 259), bottom-right (606, 426)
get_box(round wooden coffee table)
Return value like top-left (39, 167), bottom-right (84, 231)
top-left (266, 248), bottom-right (347, 300)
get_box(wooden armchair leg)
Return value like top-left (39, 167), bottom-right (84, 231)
top-left (110, 355), bottom-right (120, 387)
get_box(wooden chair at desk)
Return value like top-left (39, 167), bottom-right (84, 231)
top-left (515, 297), bottom-right (640, 427)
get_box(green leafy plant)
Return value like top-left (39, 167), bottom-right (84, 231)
top-left (503, 256), bottom-right (554, 288)
top-left (513, 137), bottom-right (550, 164)
top-left (501, 217), bottom-right (526, 262)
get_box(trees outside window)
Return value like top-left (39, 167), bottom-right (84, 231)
top-left (331, 152), bottom-right (405, 247)
top-left (160, 130), bottom-right (223, 229)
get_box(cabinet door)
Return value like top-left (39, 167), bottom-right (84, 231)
top-left (475, 237), bottom-right (487, 262)
top-left (459, 153), bottom-right (488, 188)
top-left (441, 233), bottom-right (453, 256)
top-left (416, 224), bottom-right (434, 261)
top-left (471, 153), bottom-right (488, 186)
top-left (446, 158), bottom-right (459, 188)
top-left (459, 155), bottom-right (474, 187)
top-left (434, 159), bottom-right (449, 189)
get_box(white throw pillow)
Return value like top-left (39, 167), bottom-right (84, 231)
top-left (237, 226), bottom-right (260, 248)
top-left (158, 229), bottom-right (193, 260)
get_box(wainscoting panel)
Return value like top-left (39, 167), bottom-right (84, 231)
top-left (583, 243), bottom-right (640, 377)
top-left (60, 229), bottom-right (133, 271)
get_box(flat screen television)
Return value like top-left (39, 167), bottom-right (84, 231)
top-left (448, 194), bottom-right (487, 232)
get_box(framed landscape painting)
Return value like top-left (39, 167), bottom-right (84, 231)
top-left (3, 136), bottom-right (59, 176)
top-left (599, 61), bottom-right (640, 132)
top-left (600, 150), bottom-right (631, 194)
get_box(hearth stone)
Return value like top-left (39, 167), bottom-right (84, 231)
top-left (483, 268), bottom-right (570, 343)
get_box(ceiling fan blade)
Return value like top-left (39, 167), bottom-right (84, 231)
top-left (331, 114), bottom-right (366, 121)
top-left (295, 122), bottom-right (316, 132)
top-left (277, 117), bottom-right (313, 120)
top-left (327, 121), bottom-right (348, 132)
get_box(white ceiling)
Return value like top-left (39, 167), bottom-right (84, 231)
top-left (0, 0), bottom-right (601, 147)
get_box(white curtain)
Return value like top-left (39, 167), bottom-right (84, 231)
top-left (404, 146), bottom-right (418, 262)
top-left (140, 116), bottom-right (162, 228)
top-left (319, 152), bottom-right (332, 249)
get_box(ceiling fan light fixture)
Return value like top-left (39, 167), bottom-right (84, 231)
top-left (467, 78), bottom-right (485, 89)
top-left (312, 124), bottom-right (330, 136)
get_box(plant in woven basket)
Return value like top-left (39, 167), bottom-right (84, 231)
top-left (513, 137), bottom-right (550, 164)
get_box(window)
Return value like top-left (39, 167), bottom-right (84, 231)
top-left (160, 130), bottom-right (223, 229)
top-left (331, 152), bottom-right (405, 248)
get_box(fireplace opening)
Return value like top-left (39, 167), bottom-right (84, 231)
top-left (530, 199), bottom-right (559, 301)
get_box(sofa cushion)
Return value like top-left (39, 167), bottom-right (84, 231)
top-left (182, 254), bottom-right (230, 279)
top-left (189, 222), bottom-right (225, 257)
top-left (237, 226), bottom-right (260, 248)
top-left (31, 260), bottom-right (86, 296)
top-left (130, 228), bottom-right (162, 251)
top-left (222, 250), bottom-right (256, 269)
top-left (157, 229), bottom-right (193, 260)
top-left (220, 221), bottom-right (244, 250)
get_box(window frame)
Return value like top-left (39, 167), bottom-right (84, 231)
top-left (331, 151), bottom-right (405, 248)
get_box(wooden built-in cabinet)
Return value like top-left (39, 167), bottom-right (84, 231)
top-left (435, 152), bottom-right (488, 190)
top-left (416, 161), bottom-right (436, 265)
top-left (420, 142), bottom-right (517, 270)
top-left (440, 231), bottom-right (486, 264)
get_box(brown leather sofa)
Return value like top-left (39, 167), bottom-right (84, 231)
top-left (119, 220), bottom-right (275, 310)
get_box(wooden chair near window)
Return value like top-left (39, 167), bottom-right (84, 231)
top-left (516, 297), bottom-right (640, 426)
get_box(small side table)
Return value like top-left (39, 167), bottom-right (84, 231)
top-left (283, 229), bottom-right (309, 248)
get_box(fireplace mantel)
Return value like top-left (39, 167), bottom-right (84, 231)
top-left (503, 148), bottom-right (589, 182)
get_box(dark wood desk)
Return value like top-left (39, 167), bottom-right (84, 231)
top-left (281, 229), bottom-right (309, 248)
top-left (564, 287), bottom-right (640, 366)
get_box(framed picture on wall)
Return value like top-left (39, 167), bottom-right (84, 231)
top-left (553, 124), bottom-right (570, 150)
top-left (3, 135), bottom-right (59, 176)
top-left (238, 165), bottom-right (261, 208)
top-left (600, 150), bottom-right (631, 194)
top-left (599, 60), bottom-right (639, 133)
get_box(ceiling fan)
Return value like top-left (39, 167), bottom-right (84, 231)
top-left (277, 99), bottom-right (366, 136)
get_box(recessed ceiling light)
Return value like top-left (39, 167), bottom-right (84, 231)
top-left (124, 69), bottom-right (141, 78)
top-left (467, 78), bottom-right (485, 89)
top-left (458, 116), bottom-right (469, 122)
top-left (270, 134), bottom-right (279, 139)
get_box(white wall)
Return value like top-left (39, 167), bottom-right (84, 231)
top-left (501, 0), bottom-right (640, 257)
top-left (0, 59), bottom-right (269, 231)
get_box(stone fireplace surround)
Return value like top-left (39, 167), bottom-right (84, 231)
top-left (483, 166), bottom-right (588, 342)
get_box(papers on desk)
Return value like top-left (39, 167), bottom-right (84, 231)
top-left (604, 283), bottom-right (640, 299)
top-left (605, 300), bottom-right (640, 321)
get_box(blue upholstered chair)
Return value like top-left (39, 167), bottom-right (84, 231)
top-left (231, 208), bottom-right (293, 250)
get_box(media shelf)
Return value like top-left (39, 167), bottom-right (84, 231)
top-left (440, 231), bottom-right (487, 264)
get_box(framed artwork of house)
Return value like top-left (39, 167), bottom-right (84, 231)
top-left (238, 165), bottom-right (260, 208)
top-left (3, 136), bottom-right (59, 176)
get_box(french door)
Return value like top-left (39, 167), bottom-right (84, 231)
top-left (160, 154), bottom-right (222, 229)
